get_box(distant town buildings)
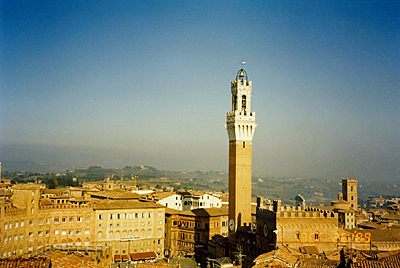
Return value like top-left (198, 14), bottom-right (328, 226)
top-left (1, 68), bottom-right (400, 268)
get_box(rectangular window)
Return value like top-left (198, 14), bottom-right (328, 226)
top-left (69, 217), bottom-right (73, 222)
top-left (85, 229), bottom-right (90, 235)
top-left (85, 217), bottom-right (90, 222)
top-left (77, 216), bottom-right (82, 222)
top-left (29, 220), bottom-right (33, 226)
top-left (38, 219), bottom-right (43, 225)
top-left (54, 218), bottom-right (59, 223)
top-left (98, 214), bottom-right (103, 220)
top-left (62, 231), bottom-right (67, 236)
top-left (314, 233), bottom-right (320, 241)
top-left (62, 217), bottom-right (66, 223)
top-left (76, 230), bottom-right (81, 235)
top-left (55, 230), bottom-right (59, 235)
top-left (295, 233), bottom-right (300, 241)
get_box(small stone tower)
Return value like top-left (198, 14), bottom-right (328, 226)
top-left (342, 178), bottom-right (357, 210)
top-left (103, 175), bottom-right (114, 191)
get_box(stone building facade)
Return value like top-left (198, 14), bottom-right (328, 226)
top-left (256, 200), bottom-right (340, 254)
top-left (164, 207), bottom-right (229, 258)
top-left (0, 184), bottom-right (166, 265)
top-left (93, 200), bottom-right (165, 259)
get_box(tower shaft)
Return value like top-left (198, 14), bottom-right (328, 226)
top-left (226, 68), bottom-right (256, 236)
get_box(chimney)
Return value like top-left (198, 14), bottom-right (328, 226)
top-left (257, 196), bottom-right (264, 209)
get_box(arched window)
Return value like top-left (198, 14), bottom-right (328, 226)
top-left (241, 95), bottom-right (246, 111)
top-left (141, 229), bottom-right (145, 238)
top-left (314, 232), bottom-right (320, 241)
top-left (147, 229), bottom-right (152, 238)
top-left (109, 231), bottom-right (113, 240)
top-left (134, 230), bottom-right (139, 238)
top-left (295, 232), bottom-right (300, 241)
top-left (157, 229), bottom-right (162, 237)
top-left (115, 231), bottom-right (120, 240)
top-left (128, 230), bottom-right (132, 238)
top-left (97, 232), bottom-right (103, 241)
top-left (122, 230), bottom-right (127, 239)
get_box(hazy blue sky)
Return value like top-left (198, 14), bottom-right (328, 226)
top-left (1, 1), bottom-right (399, 181)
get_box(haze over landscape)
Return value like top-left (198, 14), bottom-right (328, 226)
top-left (1, 1), bottom-right (399, 182)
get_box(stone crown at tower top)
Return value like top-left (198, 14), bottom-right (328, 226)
top-left (236, 68), bottom-right (248, 81)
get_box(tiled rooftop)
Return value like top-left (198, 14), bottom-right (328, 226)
top-left (0, 257), bottom-right (51, 268)
top-left (191, 207), bottom-right (228, 217)
top-left (350, 250), bottom-right (400, 268)
top-left (94, 199), bottom-right (164, 210)
top-left (43, 250), bottom-right (103, 268)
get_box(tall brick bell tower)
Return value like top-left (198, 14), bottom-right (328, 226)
top-left (226, 65), bottom-right (257, 239)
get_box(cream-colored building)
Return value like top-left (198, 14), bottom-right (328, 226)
top-left (93, 200), bottom-right (165, 260)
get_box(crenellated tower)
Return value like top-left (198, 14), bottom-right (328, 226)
top-left (226, 67), bottom-right (257, 237)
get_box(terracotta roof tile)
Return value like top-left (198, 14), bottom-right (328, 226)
top-left (43, 250), bottom-right (104, 268)
top-left (0, 257), bottom-right (51, 268)
top-left (94, 200), bottom-right (164, 210)
top-left (130, 252), bottom-right (157, 260)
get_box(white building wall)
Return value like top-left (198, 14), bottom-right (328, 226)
top-left (158, 194), bottom-right (182, 210)
top-left (199, 194), bottom-right (221, 209)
